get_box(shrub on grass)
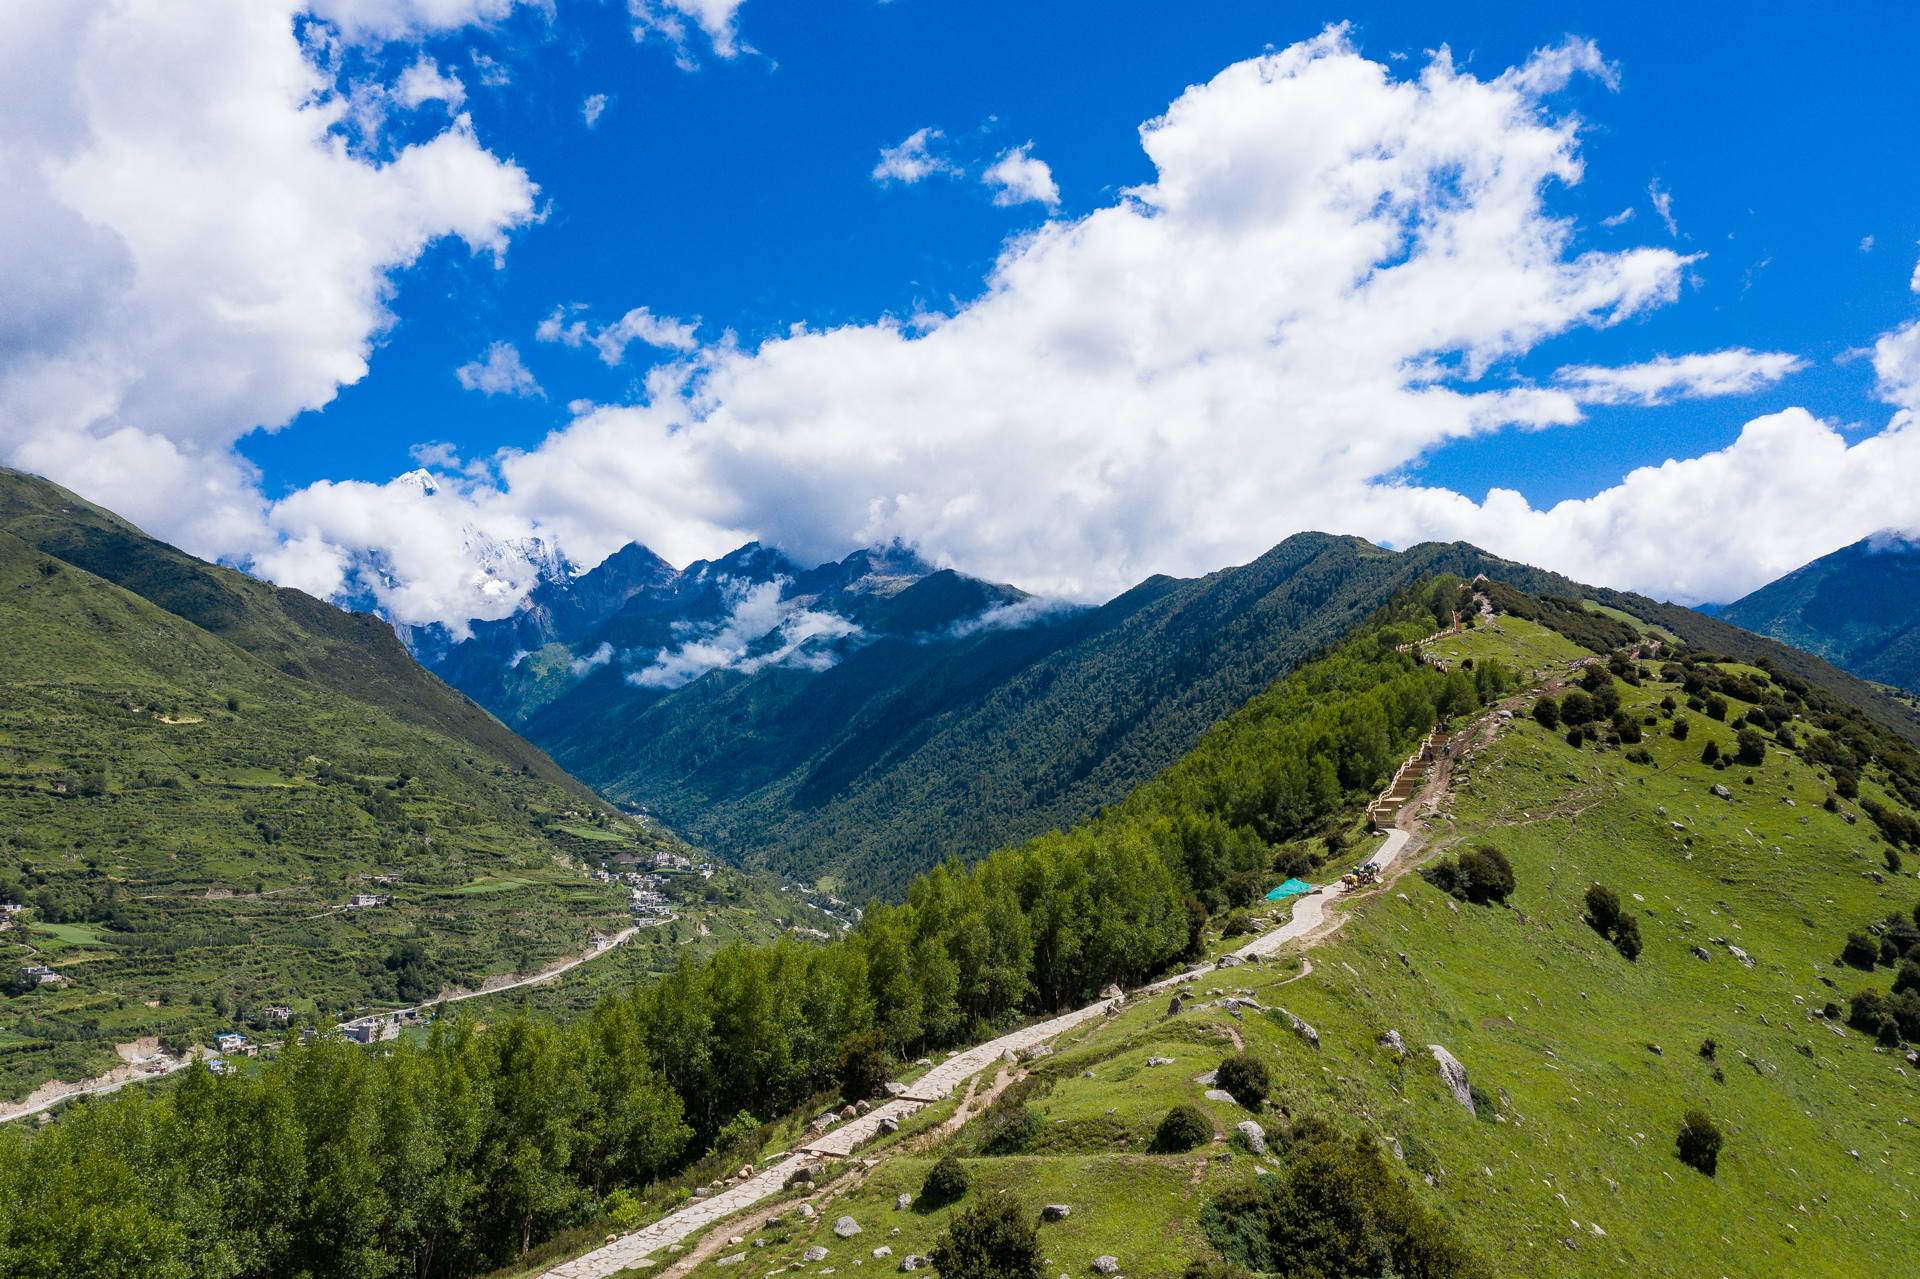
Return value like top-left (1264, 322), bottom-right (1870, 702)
top-left (1888, 848), bottom-right (1906, 874)
top-left (1671, 715), bottom-right (1690, 741)
top-left (1698, 1038), bottom-right (1716, 1060)
top-left (1216, 1053), bottom-right (1273, 1108)
top-left (1532, 698), bottom-right (1560, 729)
top-left (1611, 914), bottom-right (1643, 961)
top-left (927, 1197), bottom-right (1044, 1279)
top-left (1199, 1133), bottom-right (1492, 1278)
top-left (1895, 959), bottom-right (1920, 997)
top-left (1842, 932), bottom-right (1879, 969)
top-left (922, 1154), bottom-right (971, 1204)
top-left (1700, 740), bottom-right (1720, 765)
top-left (1468, 1084), bottom-right (1498, 1123)
top-left (1584, 884), bottom-right (1641, 960)
top-left (982, 1104), bottom-right (1044, 1155)
top-left (1676, 1110), bottom-right (1723, 1175)
top-left (1735, 727), bottom-right (1768, 766)
top-left (1559, 690), bottom-right (1595, 725)
top-left (1156, 1104), bottom-right (1215, 1152)
top-left (1422, 845), bottom-right (1514, 905)
top-left (1564, 726), bottom-right (1585, 748)
top-left (1221, 910), bottom-right (1255, 937)
top-left (1584, 885), bottom-right (1622, 933)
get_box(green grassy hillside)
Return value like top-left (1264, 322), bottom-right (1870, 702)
top-left (0, 467), bottom-right (586, 793)
top-left (0, 528), bottom-right (842, 1101)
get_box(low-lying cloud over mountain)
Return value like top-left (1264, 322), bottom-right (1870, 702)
top-left (5, 10), bottom-right (1919, 626)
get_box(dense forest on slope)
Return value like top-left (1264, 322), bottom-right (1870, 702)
top-left (532, 535), bottom-right (1590, 899)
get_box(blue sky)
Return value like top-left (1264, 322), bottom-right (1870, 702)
top-left (244, 0), bottom-right (1920, 508)
top-left (6, 0), bottom-right (1920, 623)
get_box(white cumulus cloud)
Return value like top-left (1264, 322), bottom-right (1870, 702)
top-left (872, 128), bottom-right (960, 185)
top-left (628, 0), bottom-right (750, 68)
top-left (537, 305), bottom-right (700, 364)
top-left (582, 92), bottom-right (609, 127)
top-left (0, 0), bottom-right (538, 559)
top-left (456, 341), bottom-right (542, 396)
top-left (1555, 349), bottom-right (1805, 405)
top-left (982, 143), bottom-right (1059, 208)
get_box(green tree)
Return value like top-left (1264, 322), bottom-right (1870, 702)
top-left (928, 1197), bottom-right (1044, 1279)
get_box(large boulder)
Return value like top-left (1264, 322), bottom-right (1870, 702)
top-left (1092, 1257), bottom-right (1121, 1275)
top-left (896, 1192), bottom-right (912, 1210)
top-left (1378, 1029), bottom-right (1405, 1054)
top-left (834, 1216), bottom-right (863, 1238)
top-left (804, 1247), bottom-right (829, 1263)
top-left (1273, 1008), bottom-right (1320, 1049)
top-left (873, 1246), bottom-right (894, 1258)
top-left (1043, 1204), bottom-right (1072, 1221)
top-left (1427, 1045), bottom-right (1473, 1112)
top-left (796, 1204), bottom-right (817, 1220)
top-left (1166, 995), bottom-right (1184, 1016)
top-left (1100, 983), bottom-right (1124, 999)
top-left (878, 1116), bottom-right (900, 1134)
top-left (884, 1081), bottom-right (909, 1096)
top-left (1204, 1089), bottom-right (1237, 1103)
top-left (1235, 1120), bottom-right (1267, 1155)
top-left (1146, 1056), bottom-right (1174, 1067)
top-left (899, 1256), bottom-right (924, 1272)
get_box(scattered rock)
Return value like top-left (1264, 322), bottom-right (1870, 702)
top-left (1043, 1204), bottom-right (1072, 1221)
top-left (834, 1216), bottom-right (863, 1238)
top-left (691, 1188), bottom-right (711, 1198)
top-left (797, 1204), bottom-right (818, 1219)
top-left (878, 1116), bottom-right (899, 1134)
top-left (1024, 1045), bottom-right (1053, 1061)
top-left (840, 1105), bottom-right (859, 1120)
top-left (1727, 945), bottom-right (1755, 968)
top-left (1100, 983), bottom-right (1123, 999)
top-left (1204, 1089), bottom-right (1237, 1103)
top-left (873, 1247), bottom-right (894, 1259)
top-left (1712, 784), bottom-right (1732, 800)
top-left (1396, 952), bottom-right (1409, 967)
top-left (786, 1168), bottom-right (815, 1188)
top-left (1447, 900), bottom-right (1458, 915)
top-left (1193, 1069), bottom-right (1219, 1085)
top-left (738, 1165), bottom-right (755, 1180)
top-left (1000, 1049), bottom-right (1018, 1063)
top-left (1428, 1045), bottom-right (1474, 1113)
top-left (896, 1193), bottom-right (912, 1210)
top-left (899, 1256), bottom-right (923, 1272)
top-left (717, 1254), bottom-right (747, 1267)
top-left (1692, 946), bottom-right (1712, 962)
top-left (1272, 1008), bottom-right (1320, 1049)
top-left (1167, 996), bottom-right (1184, 1016)
top-left (916, 1058), bottom-right (931, 1067)
top-left (1147, 1056), bottom-right (1174, 1067)
top-left (1378, 1029), bottom-right (1405, 1054)
top-left (1092, 1256), bottom-right (1121, 1275)
top-left (1217, 955), bottom-right (1243, 968)
top-left (854, 1100), bottom-right (870, 1116)
top-left (1235, 1120), bottom-right (1267, 1155)
top-left (884, 1082), bottom-right (909, 1096)
top-left (805, 1247), bottom-right (830, 1263)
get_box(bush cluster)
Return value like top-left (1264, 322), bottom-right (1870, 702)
top-left (1199, 1133), bottom-right (1491, 1278)
top-left (922, 1153), bottom-right (972, 1204)
top-left (1156, 1104), bottom-right (1216, 1152)
top-left (1675, 1109), bottom-right (1723, 1175)
top-left (928, 1197), bottom-right (1044, 1279)
top-left (1583, 884), bottom-right (1642, 960)
top-left (1420, 845), bottom-right (1514, 905)
top-left (1215, 1052), bottom-right (1272, 1108)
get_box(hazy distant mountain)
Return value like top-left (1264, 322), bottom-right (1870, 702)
top-left (1716, 532), bottom-right (1920, 691)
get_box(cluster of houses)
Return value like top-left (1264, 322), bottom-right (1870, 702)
top-left (0, 902), bottom-right (22, 932)
top-left (347, 893), bottom-right (390, 909)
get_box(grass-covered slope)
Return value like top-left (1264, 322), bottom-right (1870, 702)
top-left (0, 528), bottom-right (693, 1100)
top-left (0, 467), bottom-right (584, 792)
top-left (530, 535), bottom-right (1594, 899)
